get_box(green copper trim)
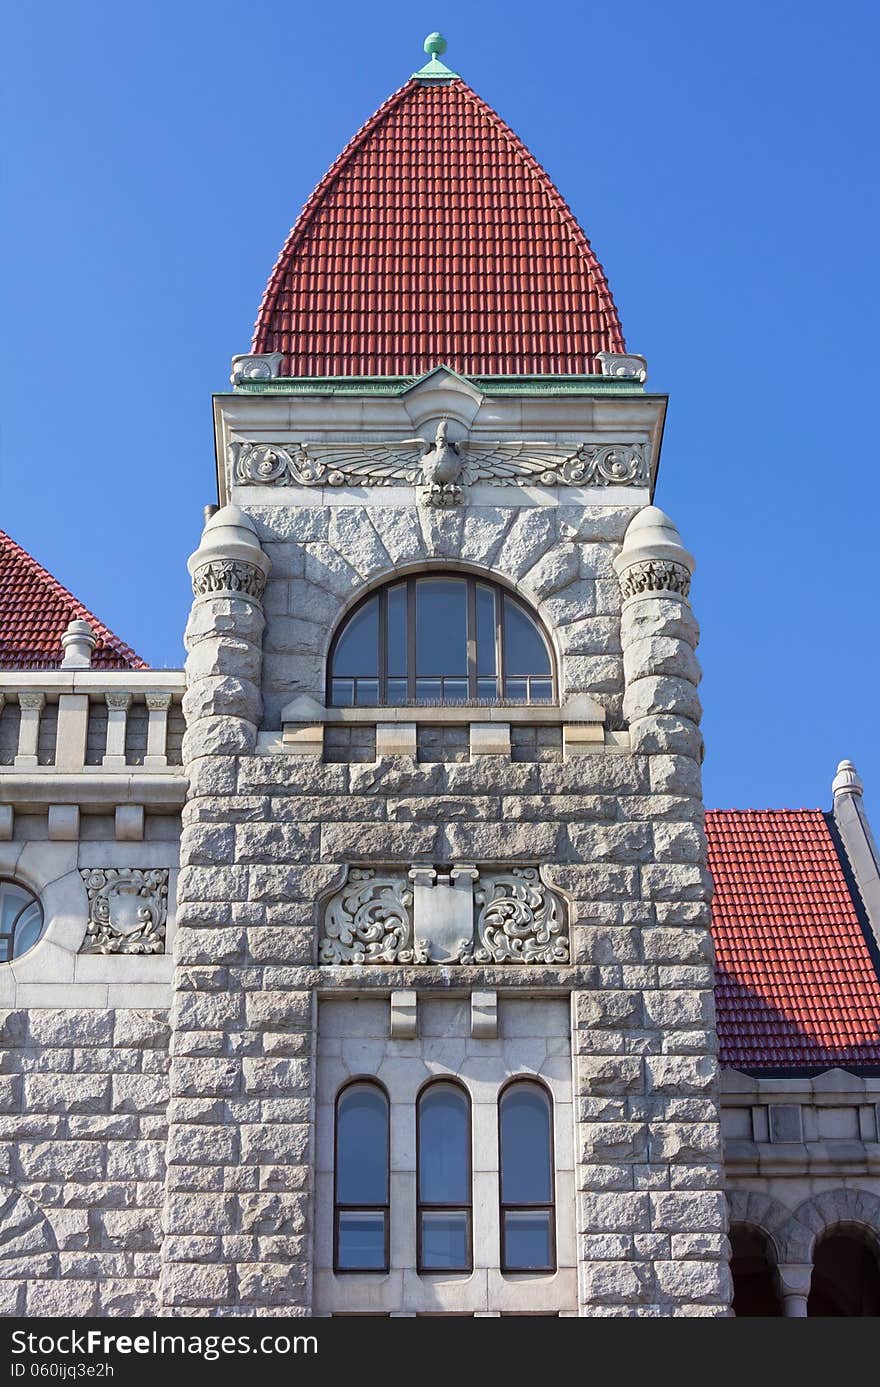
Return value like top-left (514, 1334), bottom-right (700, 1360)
top-left (412, 30), bottom-right (459, 81)
top-left (231, 375), bottom-right (646, 399)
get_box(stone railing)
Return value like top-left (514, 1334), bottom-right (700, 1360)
top-left (0, 670), bottom-right (186, 834)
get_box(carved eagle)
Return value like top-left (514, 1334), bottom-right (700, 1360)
top-left (230, 424), bottom-right (648, 490)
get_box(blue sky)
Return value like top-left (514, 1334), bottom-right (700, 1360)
top-left (2, 2), bottom-right (878, 819)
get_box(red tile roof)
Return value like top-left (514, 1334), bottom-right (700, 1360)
top-left (252, 77), bottom-right (625, 378)
top-left (707, 809), bottom-right (880, 1071)
top-left (0, 529), bottom-right (146, 670)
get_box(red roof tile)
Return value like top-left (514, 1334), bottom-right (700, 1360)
top-left (707, 809), bottom-right (880, 1070)
top-left (252, 77), bottom-right (625, 378)
top-left (0, 529), bottom-right (146, 671)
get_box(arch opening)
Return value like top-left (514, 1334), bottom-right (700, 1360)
top-left (327, 573), bottom-right (555, 707)
top-left (808, 1225), bottom-right (880, 1316)
top-left (729, 1224), bottom-right (783, 1317)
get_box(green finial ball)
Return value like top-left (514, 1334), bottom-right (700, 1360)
top-left (424, 32), bottom-right (447, 57)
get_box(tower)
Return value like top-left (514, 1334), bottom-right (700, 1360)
top-left (164, 34), bottom-right (730, 1316)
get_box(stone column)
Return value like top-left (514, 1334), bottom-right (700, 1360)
top-left (162, 508), bottom-right (313, 1315)
top-left (777, 1264), bottom-right (812, 1316)
top-left (570, 507), bottom-right (730, 1315)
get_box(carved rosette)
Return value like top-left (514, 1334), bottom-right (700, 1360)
top-left (79, 868), bottom-right (168, 955)
top-left (320, 868), bottom-right (426, 965)
top-left (473, 868), bottom-right (569, 964)
top-left (618, 560), bottom-right (692, 600)
top-left (190, 559), bottom-right (267, 601)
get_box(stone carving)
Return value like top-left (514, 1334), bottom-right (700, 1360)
top-left (229, 426), bottom-right (649, 503)
top-left (409, 863), bottom-right (478, 963)
top-left (230, 352), bottom-right (284, 385)
top-left (320, 864), bottom-right (568, 965)
top-left (319, 868), bottom-right (425, 964)
top-left (618, 559), bottom-right (692, 600)
top-left (79, 868), bottom-right (168, 955)
top-left (471, 867), bottom-right (569, 964)
top-left (190, 559), bottom-right (267, 601)
top-left (596, 351), bottom-right (648, 382)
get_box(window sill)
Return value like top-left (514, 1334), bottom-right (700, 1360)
top-left (280, 692), bottom-right (606, 727)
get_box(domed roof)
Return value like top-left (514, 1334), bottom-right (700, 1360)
top-left (252, 73), bottom-right (625, 378)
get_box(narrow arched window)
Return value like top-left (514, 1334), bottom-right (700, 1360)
top-left (417, 1081), bottom-right (472, 1272)
top-left (499, 1080), bottom-right (555, 1273)
top-left (328, 574), bottom-right (555, 707)
top-left (334, 1081), bottom-right (389, 1273)
top-left (0, 880), bottom-right (44, 963)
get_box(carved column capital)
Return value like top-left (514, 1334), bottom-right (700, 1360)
top-left (18, 692), bottom-right (45, 712)
top-left (145, 691), bottom-right (173, 711)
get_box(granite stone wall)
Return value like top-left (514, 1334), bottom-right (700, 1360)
top-left (0, 1007), bottom-right (169, 1316)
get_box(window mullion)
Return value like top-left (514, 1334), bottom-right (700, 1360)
top-left (378, 588), bottom-right (387, 706)
top-left (496, 591), bottom-right (505, 702)
top-left (407, 578), bottom-right (416, 703)
top-left (466, 578), bottom-right (477, 701)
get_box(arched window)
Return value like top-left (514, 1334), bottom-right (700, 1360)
top-left (0, 880), bottom-right (44, 963)
top-left (328, 574), bottom-right (555, 707)
top-left (808, 1227), bottom-right (880, 1316)
top-left (498, 1080), bottom-right (555, 1273)
top-left (729, 1225), bottom-right (783, 1316)
top-left (334, 1081), bottom-right (389, 1273)
top-left (417, 1081), bottom-right (472, 1272)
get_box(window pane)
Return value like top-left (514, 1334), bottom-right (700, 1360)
top-left (331, 678), bottom-right (354, 707)
top-left (476, 584), bottom-right (497, 677)
top-left (416, 678), bottom-right (441, 703)
top-left (337, 1084), bottom-right (388, 1204)
top-left (13, 902), bottom-right (43, 957)
top-left (503, 598), bottom-right (551, 676)
top-left (530, 678), bottom-right (553, 702)
top-left (387, 584), bottom-right (407, 677)
top-left (477, 676), bottom-right (499, 700)
top-left (333, 597), bottom-right (379, 677)
top-left (0, 881), bottom-right (44, 962)
top-left (387, 678), bottom-right (408, 706)
top-left (354, 678), bottom-right (378, 706)
top-left (419, 1084), bottom-right (470, 1203)
top-left (503, 1209), bottom-right (552, 1271)
top-left (337, 1211), bottom-right (386, 1270)
top-left (420, 1211), bottom-right (469, 1270)
top-left (415, 579), bottom-right (467, 676)
top-left (500, 1084), bottom-right (552, 1204)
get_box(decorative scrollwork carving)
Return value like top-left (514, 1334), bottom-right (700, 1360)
top-left (319, 865), bottom-right (570, 966)
top-left (230, 442), bottom-right (331, 487)
top-left (79, 868), bottom-right (168, 955)
top-left (229, 429), bottom-right (649, 500)
top-left (555, 444), bottom-right (649, 487)
top-left (473, 867), bottom-right (569, 964)
top-left (320, 868), bottom-right (425, 964)
top-left (190, 559), bottom-right (267, 601)
top-left (618, 560), bottom-right (692, 600)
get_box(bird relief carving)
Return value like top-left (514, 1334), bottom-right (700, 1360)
top-left (229, 421), bottom-right (649, 505)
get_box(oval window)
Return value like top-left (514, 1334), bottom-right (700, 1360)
top-left (0, 880), bottom-right (45, 962)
